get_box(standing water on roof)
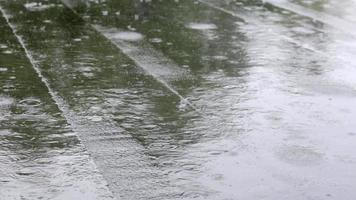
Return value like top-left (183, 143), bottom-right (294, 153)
top-left (1, 0), bottom-right (356, 199)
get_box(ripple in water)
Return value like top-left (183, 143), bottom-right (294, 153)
top-left (110, 31), bottom-right (144, 41)
top-left (275, 145), bottom-right (324, 166)
top-left (0, 96), bottom-right (14, 108)
top-left (0, 67), bottom-right (8, 72)
top-left (186, 22), bottom-right (217, 30)
top-left (24, 2), bottom-right (55, 12)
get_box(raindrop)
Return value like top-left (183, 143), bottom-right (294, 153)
top-left (186, 22), bottom-right (217, 30)
top-left (0, 67), bottom-right (8, 72)
top-left (0, 44), bottom-right (8, 49)
top-left (87, 116), bottom-right (103, 122)
top-left (111, 31), bottom-right (144, 41)
top-left (149, 38), bottom-right (163, 43)
top-left (73, 38), bottom-right (82, 42)
top-left (2, 50), bottom-right (13, 54)
top-left (102, 10), bottom-right (108, 16)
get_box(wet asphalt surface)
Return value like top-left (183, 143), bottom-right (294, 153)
top-left (1, 0), bottom-right (356, 199)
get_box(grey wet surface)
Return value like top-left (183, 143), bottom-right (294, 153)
top-left (1, 0), bottom-right (356, 199)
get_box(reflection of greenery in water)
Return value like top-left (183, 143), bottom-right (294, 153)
top-left (2, 0), bottom-right (249, 154)
top-left (73, 0), bottom-right (248, 77)
top-left (0, 14), bottom-right (76, 152)
top-left (0, 3), bottom-right (116, 198)
top-left (61, 0), bottom-right (253, 149)
top-left (3, 1), bottom-right (193, 149)
top-left (0, 10), bottom-right (108, 199)
top-left (0, 1), bottom-right (210, 198)
top-left (291, 0), bottom-right (328, 11)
